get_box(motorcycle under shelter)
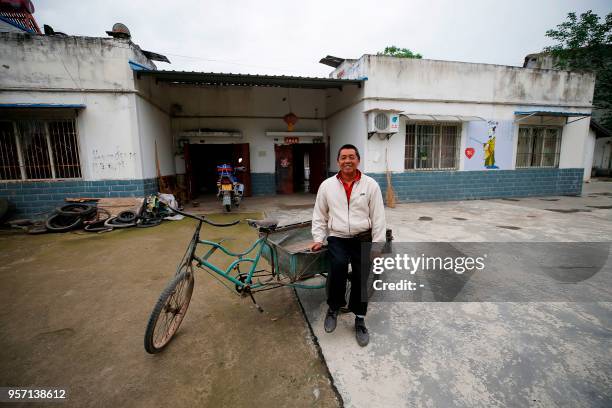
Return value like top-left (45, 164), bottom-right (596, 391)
top-left (133, 68), bottom-right (364, 201)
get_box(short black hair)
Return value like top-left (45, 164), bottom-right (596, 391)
top-left (337, 144), bottom-right (360, 160)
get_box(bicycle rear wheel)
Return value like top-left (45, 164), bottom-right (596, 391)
top-left (144, 267), bottom-right (194, 354)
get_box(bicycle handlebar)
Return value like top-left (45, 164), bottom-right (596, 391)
top-left (169, 208), bottom-right (240, 227)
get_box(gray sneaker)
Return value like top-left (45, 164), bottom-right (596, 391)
top-left (355, 317), bottom-right (369, 346)
top-left (324, 308), bottom-right (338, 333)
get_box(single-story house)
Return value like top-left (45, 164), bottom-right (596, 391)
top-left (0, 28), bottom-right (597, 218)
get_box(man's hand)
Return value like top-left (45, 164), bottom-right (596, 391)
top-left (311, 242), bottom-right (323, 252)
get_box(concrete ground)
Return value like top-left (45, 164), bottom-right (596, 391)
top-left (290, 180), bottom-right (612, 408)
top-left (0, 213), bottom-right (338, 408)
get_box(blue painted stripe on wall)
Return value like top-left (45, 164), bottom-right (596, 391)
top-left (0, 178), bottom-right (159, 219)
top-left (4, 169), bottom-right (580, 218)
top-left (368, 168), bottom-right (583, 202)
top-left (251, 173), bottom-right (276, 196)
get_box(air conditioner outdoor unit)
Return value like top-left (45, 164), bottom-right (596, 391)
top-left (368, 111), bottom-right (399, 133)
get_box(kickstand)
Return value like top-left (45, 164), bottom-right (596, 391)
top-left (246, 288), bottom-right (264, 313)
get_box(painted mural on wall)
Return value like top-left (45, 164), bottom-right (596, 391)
top-left (464, 120), bottom-right (514, 171)
top-left (91, 147), bottom-right (137, 178)
top-left (335, 60), bottom-right (364, 80)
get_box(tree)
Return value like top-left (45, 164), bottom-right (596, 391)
top-left (544, 10), bottom-right (612, 129)
top-left (377, 46), bottom-right (422, 59)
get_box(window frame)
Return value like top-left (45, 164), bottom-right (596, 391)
top-left (515, 125), bottom-right (562, 169)
top-left (405, 122), bottom-right (461, 171)
top-left (0, 117), bottom-right (83, 181)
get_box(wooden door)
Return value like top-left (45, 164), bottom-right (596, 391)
top-left (308, 143), bottom-right (327, 193)
top-left (232, 143), bottom-right (252, 196)
top-left (275, 144), bottom-right (293, 194)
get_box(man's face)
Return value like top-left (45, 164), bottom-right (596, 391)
top-left (337, 148), bottom-right (360, 177)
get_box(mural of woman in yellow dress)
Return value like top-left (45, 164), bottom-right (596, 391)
top-left (483, 122), bottom-right (499, 169)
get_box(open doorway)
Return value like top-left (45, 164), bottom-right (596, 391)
top-left (275, 143), bottom-right (326, 194)
top-left (184, 143), bottom-right (251, 199)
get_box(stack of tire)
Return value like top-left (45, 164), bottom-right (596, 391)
top-left (33, 197), bottom-right (171, 234)
top-left (46, 204), bottom-right (102, 233)
top-left (47, 207), bottom-right (160, 233)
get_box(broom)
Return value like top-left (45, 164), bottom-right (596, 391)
top-left (385, 145), bottom-right (396, 208)
top-left (155, 140), bottom-right (169, 193)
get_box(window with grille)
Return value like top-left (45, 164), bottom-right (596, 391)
top-left (516, 126), bottom-right (562, 168)
top-left (0, 119), bottom-right (82, 180)
top-left (405, 123), bottom-right (460, 170)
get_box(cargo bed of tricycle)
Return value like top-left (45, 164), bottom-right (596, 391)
top-left (260, 220), bottom-right (329, 282)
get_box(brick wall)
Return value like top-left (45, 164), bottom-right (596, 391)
top-left (0, 178), bottom-right (159, 219)
top-left (369, 168), bottom-right (583, 202)
top-left (251, 173), bottom-right (275, 196)
top-left (4, 169), bottom-right (577, 219)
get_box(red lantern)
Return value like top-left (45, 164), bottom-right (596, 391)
top-left (283, 112), bottom-right (299, 131)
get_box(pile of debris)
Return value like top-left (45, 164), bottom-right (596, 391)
top-left (6, 194), bottom-right (182, 234)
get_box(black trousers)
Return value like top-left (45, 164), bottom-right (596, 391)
top-left (326, 236), bottom-right (370, 316)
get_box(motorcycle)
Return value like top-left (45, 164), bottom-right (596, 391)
top-left (216, 159), bottom-right (245, 212)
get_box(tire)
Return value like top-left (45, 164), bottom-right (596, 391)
top-left (84, 219), bottom-right (113, 232)
top-left (144, 268), bottom-right (194, 354)
top-left (26, 224), bottom-right (48, 235)
top-left (84, 208), bottom-right (111, 225)
top-left (57, 204), bottom-right (96, 217)
top-left (136, 217), bottom-right (163, 228)
top-left (117, 210), bottom-right (137, 223)
top-left (84, 226), bottom-right (113, 233)
top-left (45, 213), bottom-right (83, 232)
top-left (104, 216), bottom-right (136, 228)
top-left (225, 204), bottom-right (231, 212)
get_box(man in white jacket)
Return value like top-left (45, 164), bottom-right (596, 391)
top-left (311, 144), bottom-right (386, 346)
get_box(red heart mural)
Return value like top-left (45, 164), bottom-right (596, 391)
top-left (465, 147), bottom-right (475, 159)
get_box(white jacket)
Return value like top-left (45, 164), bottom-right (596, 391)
top-left (312, 173), bottom-right (387, 243)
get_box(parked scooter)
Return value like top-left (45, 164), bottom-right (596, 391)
top-left (216, 159), bottom-right (245, 212)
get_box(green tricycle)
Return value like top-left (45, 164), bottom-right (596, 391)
top-left (143, 208), bottom-right (330, 354)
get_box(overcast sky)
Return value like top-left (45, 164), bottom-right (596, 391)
top-left (34, 0), bottom-right (611, 77)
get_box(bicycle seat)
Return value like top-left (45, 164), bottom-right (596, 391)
top-left (246, 218), bottom-right (278, 231)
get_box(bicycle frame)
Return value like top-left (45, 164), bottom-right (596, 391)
top-left (145, 210), bottom-right (328, 353)
top-left (180, 219), bottom-right (325, 292)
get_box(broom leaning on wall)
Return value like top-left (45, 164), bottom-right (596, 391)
top-left (385, 145), bottom-right (396, 208)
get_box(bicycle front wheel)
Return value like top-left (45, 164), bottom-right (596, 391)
top-left (144, 268), bottom-right (194, 354)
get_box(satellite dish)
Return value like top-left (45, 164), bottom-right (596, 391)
top-left (106, 23), bottom-right (131, 39)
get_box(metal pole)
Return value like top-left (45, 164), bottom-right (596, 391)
top-left (44, 121), bottom-right (56, 179)
top-left (12, 122), bottom-right (26, 180)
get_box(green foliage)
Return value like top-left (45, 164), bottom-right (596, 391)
top-left (544, 10), bottom-right (612, 129)
top-left (377, 46), bottom-right (422, 59)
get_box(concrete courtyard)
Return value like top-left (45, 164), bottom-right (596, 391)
top-left (293, 181), bottom-right (612, 408)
